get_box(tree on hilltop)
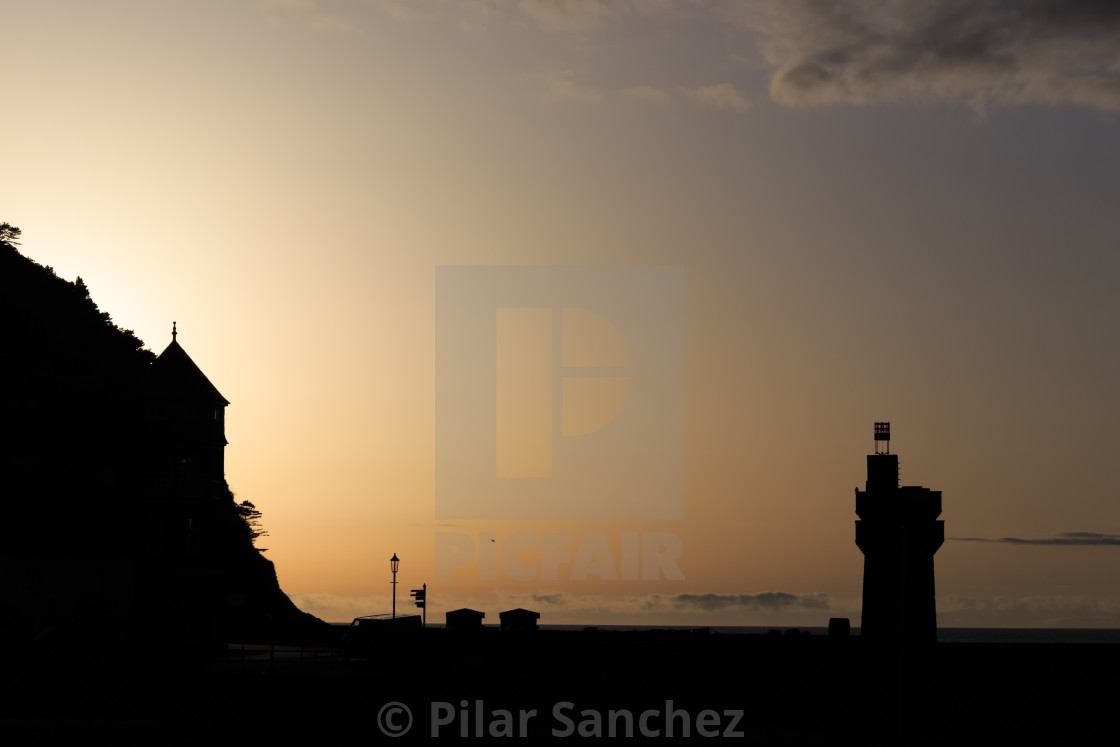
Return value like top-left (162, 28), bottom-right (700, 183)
top-left (0, 222), bottom-right (22, 248)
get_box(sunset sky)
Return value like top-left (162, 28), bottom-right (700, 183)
top-left (4, 0), bottom-right (1119, 628)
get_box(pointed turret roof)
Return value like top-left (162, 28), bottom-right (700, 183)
top-left (149, 322), bottom-right (229, 405)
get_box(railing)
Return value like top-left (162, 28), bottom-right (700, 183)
top-left (218, 643), bottom-right (340, 674)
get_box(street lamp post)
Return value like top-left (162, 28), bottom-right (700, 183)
top-left (390, 553), bottom-right (400, 619)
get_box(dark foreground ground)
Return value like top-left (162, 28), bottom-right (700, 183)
top-left (3, 628), bottom-right (1118, 743)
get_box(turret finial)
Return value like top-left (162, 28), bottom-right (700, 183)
top-left (172, 321), bottom-right (177, 342)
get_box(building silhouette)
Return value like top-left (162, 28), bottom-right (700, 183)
top-left (499, 608), bottom-right (540, 632)
top-left (139, 323), bottom-right (231, 559)
top-left (145, 323), bottom-right (230, 494)
top-left (855, 423), bottom-right (944, 647)
top-left (446, 608), bottom-right (486, 630)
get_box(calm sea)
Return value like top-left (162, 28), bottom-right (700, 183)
top-left (538, 625), bottom-right (1120, 643)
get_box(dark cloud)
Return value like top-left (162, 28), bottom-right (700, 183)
top-left (530, 592), bottom-right (566, 605)
top-left (733, 0), bottom-right (1120, 112)
top-left (951, 532), bottom-right (1120, 546)
top-left (671, 592), bottom-right (828, 612)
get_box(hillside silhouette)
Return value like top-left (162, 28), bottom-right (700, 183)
top-left (1, 224), bottom-right (320, 646)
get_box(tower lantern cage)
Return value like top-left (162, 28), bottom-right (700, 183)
top-left (873, 422), bottom-right (891, 454)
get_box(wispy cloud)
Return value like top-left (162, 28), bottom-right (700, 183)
top-left (951, 532), bottom-right (1120, 546)
top-left (309, 13), bottom-right (362, 33)
top-left (256, 0), bottom-right (363, 33)
top-left (547, 75), bottom-right (669, 105)
top-left (672, 592), bottom-right (828, 611)
top-left (683, 83), bottom-right (751, 112)
top-left (286, 592), bottom-right (392, 622)
top-left (618, 84), bottom-right (671, 104)
top-left (505, 590), bottom-right (830, 613)
top-left (940, 594), bottom-right (1120, 627)
top-left (547, 75), bottom-right (607, 103)
top-left (518, 0), bottom-right (618, 31)
top-left (258, 0), bottom-right (316, 8)
top-left (728, 0), bottom-right (1120, 113)
top-left (371, 0), bottom-right (446, 24)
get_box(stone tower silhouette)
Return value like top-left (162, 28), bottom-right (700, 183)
top-left (145, 322), bottom-right (229, 496)
top-left (141, 323), bottom-right (231, 556)
top-left (855, 423), bottom-right (944, 646)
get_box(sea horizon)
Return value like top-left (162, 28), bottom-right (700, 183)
top-left (549, 625), bottom-right (1120, 643)
top-left (325, 621), bottom-right (1120, 643)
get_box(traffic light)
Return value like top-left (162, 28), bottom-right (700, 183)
top-left (410, 585), bottom-right (426, 609)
